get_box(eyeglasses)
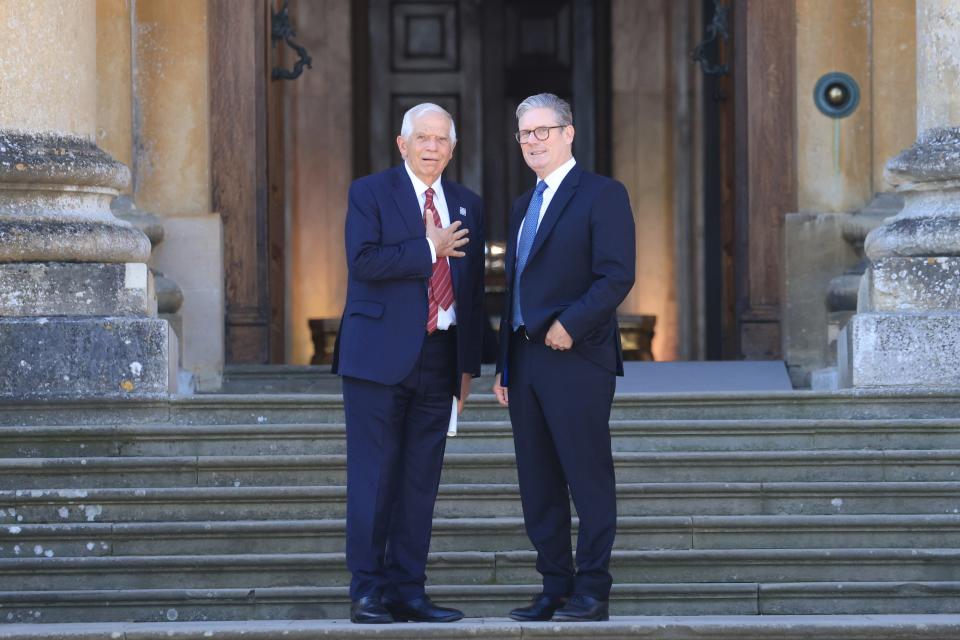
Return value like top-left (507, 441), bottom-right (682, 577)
top-left (514, 125), bottom-right (567, 143)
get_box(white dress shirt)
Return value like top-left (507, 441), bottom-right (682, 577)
top-left (516, 156), bottom-right (577, 253)
top-left (404, 163), bottom-right (461, 436)
top-left (405, 162), bottom-right (456, 330)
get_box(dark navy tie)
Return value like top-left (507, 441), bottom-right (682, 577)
top-left (511, 180), bottom-right (549, 331)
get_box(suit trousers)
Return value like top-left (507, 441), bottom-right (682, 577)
top-left (508, 330), bottom-right (617, 600)
top-left (342, 328), bottom-right (456, 600)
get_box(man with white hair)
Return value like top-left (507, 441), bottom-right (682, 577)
top-left (333, 103), bottom-right (485, 624)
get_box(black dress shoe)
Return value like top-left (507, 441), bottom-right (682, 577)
top-left (383, 595), bottom-right (464, 622)
top-left (509, 593), bottom-right (568, 621)
top-left (350, 595), bottom-right (393, 624)
top-left (551, 593), bottom-right (609, 622)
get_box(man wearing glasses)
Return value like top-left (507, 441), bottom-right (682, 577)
top-left (493, 93), bottom-right (635, 622)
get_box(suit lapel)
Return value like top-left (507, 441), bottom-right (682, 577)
top-left (526, 164), bottom-right (582, 265)
top-left (441, 177), bottom-right (463, 295)
top-left (390, 165), bottom-right (426, 237)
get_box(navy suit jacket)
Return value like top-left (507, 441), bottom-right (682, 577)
top-left (332, 165), bottom-right (485, 393)
top-left (497, 164), bottom-right (635, 386)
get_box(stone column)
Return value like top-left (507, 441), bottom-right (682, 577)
top-left (0, 1), bottom-right (175, 397)
top-left (840, 0), bottom-right (960, 387)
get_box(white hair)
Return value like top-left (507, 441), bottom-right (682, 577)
top-left (516, 93), bottom-right (573, 126)
top-left (400, 103), bottom-right (457, 144)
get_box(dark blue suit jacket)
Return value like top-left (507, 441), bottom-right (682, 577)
top-left (497, 164), bottom-right (635, 386)
top-left (333, 165), bottom-right (485, 393)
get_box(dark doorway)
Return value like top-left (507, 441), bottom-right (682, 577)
top-left (701, 0), bottom-right (736, 360)
top-left (481, 0), bottom-right (610, 242)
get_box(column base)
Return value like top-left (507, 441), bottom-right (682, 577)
top-left (0, 263), bottom-right (155, 316)
top-left (839, 312), bottom-right (960, 388)
top-left (861, 257), bottom-right (960, 312)
top-left (0, 317), bottom-right (177, 398)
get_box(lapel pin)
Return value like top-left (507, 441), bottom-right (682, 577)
top-left (459, 206), bottom-right (467, 217)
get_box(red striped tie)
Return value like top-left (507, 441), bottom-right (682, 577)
top-left (424, 187), bottom-right (455, 334)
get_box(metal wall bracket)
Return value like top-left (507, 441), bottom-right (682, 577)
top-left (271, 0), bottom-right (312, 81)
top-left (692, 0), bottom-right (730, 76)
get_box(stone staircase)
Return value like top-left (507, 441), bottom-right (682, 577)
top-left (3, 384), bottom-right (960, 633)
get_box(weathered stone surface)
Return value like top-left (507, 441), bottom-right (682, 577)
top-left (110, 197), bottom-right (165, 247)
top-left (844, 312), bottom-right (960, 387)
top-left (864, 257), bottom-right (960, 311)
top-left (839, 195), bottom-right (902, 246)
top-left (0, 213), bottom-right (151, 264)
top-left (810, 367), bottom-right (839, 391)
top-left (155, 274), bottom-right (183, 315)
top-left (5, 616), bottom-right (960, 640)
top-left (0, 263), bottom-right (155, 317)
top-left (865, 209), bottom-right (960, 259)
top-left (916, 1), bottom-right (960, 131)
top-left (0, 131), bottom-right (150, 264)
top-left (8, 389), bottom-right (960, 624)
top-left (152, 215), bottom-right (223, 392)
top-left (827, 274), bottom-right (861, 312)
top-left (0, 317), bottom-right (174, 398)
top-left (0, 132), bottom-right (127, 190)
top-left (866, 129), bottom-right (960, 261)
top-left (885, 127), bottom-right (960, 186)
top-left (783, 213), bottom-right (860, 387)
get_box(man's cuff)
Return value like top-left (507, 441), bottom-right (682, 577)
top-left (426, 237), bottom-right (437, 263)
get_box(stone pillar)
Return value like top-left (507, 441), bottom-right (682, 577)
top-left (841, 0), bottom-right (960, 388)
top-left (0, 1), bottom-right (175, 398)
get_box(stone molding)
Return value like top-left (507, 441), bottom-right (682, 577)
top-left (885, 126), bottom-right (960, 187)
top-left (0, 130), bottom-right (150, 263)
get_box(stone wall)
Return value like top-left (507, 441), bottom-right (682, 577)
top-left (784, 0), bottom-right (917, 386)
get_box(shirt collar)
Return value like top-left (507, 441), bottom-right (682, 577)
top-left (540, 157), bottom-right (577, 193)
top-left (404, 162), bottom-right (444, 199)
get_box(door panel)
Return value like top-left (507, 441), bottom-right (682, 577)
top-left (365, 0), bottom-right (607, 245)
top-left (367, 0), bottom-right (482, 190)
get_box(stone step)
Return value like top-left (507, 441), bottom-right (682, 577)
top-left (4, 549), bottom-right (960, 591)
top-left (6, 615), bottom-right (960, 640)
top-left (2, 582), bottom-right (960, 624)
top-left (0, 423), bottom-right (351, 458)
top-left (6, 449), bottom-right (960, 488)
top-left (5, 514), bottom-right (960, 557)
top-left (2, 482), bottom-right (959, 524)
top-left (6, 418), bottom-right (960, 458)
top-left (220, 365), bottom-right (344, 394)
top-left (5, 390), bottom-right (960, 427)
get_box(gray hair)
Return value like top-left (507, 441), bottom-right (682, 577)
top-left (516, 93), bottom-right (573, 125)
top-left (400, 103), bottom-right (457, 144)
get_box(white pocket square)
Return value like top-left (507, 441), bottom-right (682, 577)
top-left (459, 206), bottom-right (467, 217)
